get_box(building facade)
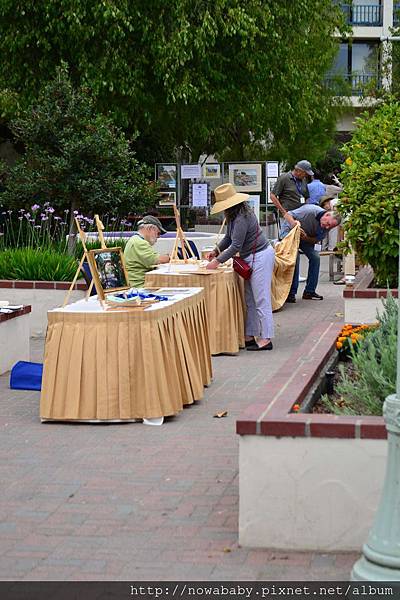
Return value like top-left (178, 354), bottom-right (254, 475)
top-left (330, 0), bottom-right (399, 132)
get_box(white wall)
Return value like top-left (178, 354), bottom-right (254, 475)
top-left (0, 289), bottom-right (86, 337)
top-left (239, 435), bottom-right (386, 551)
top-left (344, 297), bottom-right (384, 324)
top-left (0, 313), bottom-right (30, 374)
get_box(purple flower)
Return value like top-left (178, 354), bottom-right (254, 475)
top-left (64, 209), bottom-right (69, 213)
top-left (24, 213), bottom-right (31, 219)
top-left (29, 219), bottom-right (35, 223)
top-left (41, 216), bottom-right (48, 221)
top-left (31, 204), bottom-right (40, 212)
top-left (19, 208), bottom-right (25, 213)
top-left (46, 207), bottom-right (55, 213)
top-left (73, 210), bottom-right (79, 215)
top-left (61, 222), bottom-right (67, 225)
top-left (18, 216), bottom-right (23, 220)
top-left (54, 216), bottom-right (61, 221)
top-left (34, 225), bottom-right (41, 229)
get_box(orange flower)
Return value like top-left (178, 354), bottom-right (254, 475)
top-left (338, 336), bottom-right (346, 342)
top-left (336, 341), bottom-right (343, 349)
top-left (345, 157), bottom-right (353, 166)
top-left (293, 404), bottom-right (300, 412)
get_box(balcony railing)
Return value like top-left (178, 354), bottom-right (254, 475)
top-left (340, 4), bottom-right (383, 26)
top-left (325, 72), bottom-right (382, 95)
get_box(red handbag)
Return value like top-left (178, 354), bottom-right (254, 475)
top-left (232, 256), bottom-right (253, 280)
top-left (232, 226), bottom-right (260, 280)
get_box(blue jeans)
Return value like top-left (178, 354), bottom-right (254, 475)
top-left (290, 241), bottom-right (320, 297)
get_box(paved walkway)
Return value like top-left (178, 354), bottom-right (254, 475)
top-left (0, 258), bottom-right (360, 581)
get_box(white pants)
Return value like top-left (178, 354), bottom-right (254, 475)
top-left (244, 245), bottom-right (275, 339)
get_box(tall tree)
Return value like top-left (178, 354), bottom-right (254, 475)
top-left (0, 1), bottom-right (346, 162)
top-left (1, 66), bottom-right (157, 249)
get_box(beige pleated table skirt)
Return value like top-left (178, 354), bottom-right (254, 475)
top-left (145, 268), bottom-right (245, 355)
top-left (40, 289), bottom-right (212, 422)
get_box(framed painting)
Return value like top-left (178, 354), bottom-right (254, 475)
top-left (247, 194), bottom-right (260, 222)
top-left (202, 163), bottom-right (221, 179)
top-left (158, 191), bottom-right (176, 206)
top-left (156, 164), bottom-right (177, 189)
top-left (88, 247), bottom-right (129, 301)
top-left (228, 163), bottom-right (262, 192)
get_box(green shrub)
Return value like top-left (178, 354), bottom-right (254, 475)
top-left (322, 294), bottom-right (397, 416)
top-left (74, 238), bottom-right (127, 259)
top-left (0, 248), bottom-right (77, 281)
top-left (339, 100), bottom-right (400, 287)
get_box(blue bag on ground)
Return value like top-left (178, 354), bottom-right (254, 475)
top-left (10, 361), bottom-right (43, 391)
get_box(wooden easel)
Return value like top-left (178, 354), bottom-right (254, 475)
top-left (63, 214), bottom-right (108, 307)
top-left (169, 204), bottom-right (196, 263)
top-left (62, 217), bottom-right (94, 307)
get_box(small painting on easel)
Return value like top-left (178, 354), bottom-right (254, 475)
top-left (88, 247), bottom-right (129, 300)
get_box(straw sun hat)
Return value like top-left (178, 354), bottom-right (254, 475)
top-left (210, 183), bottom-right (249, 215)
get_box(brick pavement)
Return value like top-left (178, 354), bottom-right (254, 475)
top-left (0, 257), bottom-right (360, 581)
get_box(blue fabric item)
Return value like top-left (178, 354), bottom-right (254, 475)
top-left (10, 361), bottom-right (43, 391)
top-left (177, 240), bottom-right (200, 260)
top-left (81, 260), bottom-right (97, 295)
top-left (113, 291), bottom-right (169, 302)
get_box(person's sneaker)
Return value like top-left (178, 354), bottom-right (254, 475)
top-left (302, 292), bottom-right (323, 300)
top-left (285, 295), bottom-right (296, 303)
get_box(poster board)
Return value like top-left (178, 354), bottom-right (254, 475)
top-left (181, 164), bottom-right (201, 180)
top-left (191, 183), bottom-right (209, 208)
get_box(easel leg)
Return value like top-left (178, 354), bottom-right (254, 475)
top-left (63, 255), bottom-right (85, 307)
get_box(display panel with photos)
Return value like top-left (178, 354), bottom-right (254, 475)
top-left (228, 163), bottom-right (262, 192)
top-left (158, 191), bottom-right (176, 206)
top-left (88, 247), bottom-right (129, 300)
top-left (156, 164), bottom-right (177, 189)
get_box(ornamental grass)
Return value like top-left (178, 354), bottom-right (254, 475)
top-left (0, 248), bottom-right (77, 281)
top-left (322, 294), bottom-right (397, 416)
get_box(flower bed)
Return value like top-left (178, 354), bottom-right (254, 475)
top-left (236, 320), bottom-right (387, 551)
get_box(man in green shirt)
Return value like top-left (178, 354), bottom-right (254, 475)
top-left (124, 215), bottom-right (170, 287)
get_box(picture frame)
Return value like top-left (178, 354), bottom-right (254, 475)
top-left (156, 164), bottom-right (177, 189)
top-left (266, 177), bottom-right (278, 203)
top-left (246, 194), bottom-right (260, 222)
top-left (202, 163), bottom-right (221, 179)
top-left (228, 163), bottom-right (262, 192)
top-left (87, 247), bottom-right (129, 301)
top-left (158, 191), bottom-right (176, 206)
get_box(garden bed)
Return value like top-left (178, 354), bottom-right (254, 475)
top-left (236, 320), bottom-right (387, 552)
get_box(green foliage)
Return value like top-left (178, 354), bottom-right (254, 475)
top-left (0, 248), bottom-right (77, 281)
top-left (0, 1), bottom-right (347, 162)
top-left (322, 294), bottom-right (397, 416)
top-left (0, 66), bottom-right (158, 223)
top-left (74, 238), bottom-right (127, 259)
top-left (339, 100), bottom-right (400, 287)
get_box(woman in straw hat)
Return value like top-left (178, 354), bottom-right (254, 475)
top-left (206, 183), bottom-right (275, 351)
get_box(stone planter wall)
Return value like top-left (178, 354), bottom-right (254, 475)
top-left (236, 321), bottom-right (387, 552)
top-left (344, 266), bottom-right (397, 324)
top-left (0, 280), bottom-right (87, 338)
top-left (0, 306), bottom-right (31, 374)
